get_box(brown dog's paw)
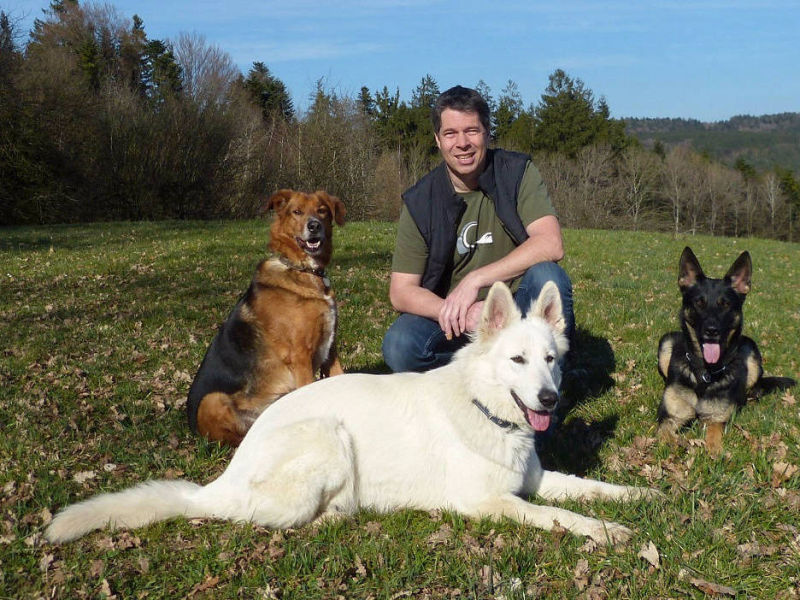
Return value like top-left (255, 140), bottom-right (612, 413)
top-left (704, 422), bottom-right (724, 457)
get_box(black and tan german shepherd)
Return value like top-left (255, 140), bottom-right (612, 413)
top-left (657, 247), bottom-right (795, 456)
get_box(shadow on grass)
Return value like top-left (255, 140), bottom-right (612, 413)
top-left (561, 325), bottom-right (616, 409)
top-left (537, 415), bottom-right (619, 475)
top-left (538, 326), bottom-right (618, 474)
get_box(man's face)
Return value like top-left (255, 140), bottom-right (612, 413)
top-left (434, 108), bottom-right (489, 192)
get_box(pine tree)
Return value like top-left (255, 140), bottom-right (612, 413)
top-left (243, 61), bottom-right (294, 121)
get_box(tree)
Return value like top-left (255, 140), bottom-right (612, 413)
top-left (357, 85), bottom-right (376, 117)
top-left (173, 31), bottom-right (238, 108)
top-left (141, 39), bottom-right (182, 102)
top-left (533, 69), bottom-right (629, 157)
top-left (243, 61), bottom-right (294, 122)
top-left (474, 79), bottom-right (496, 132)
top-left (410, 74), bottom-right (439, 111)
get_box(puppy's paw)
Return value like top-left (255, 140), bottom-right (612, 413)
top-left (657, 424), bottom-right (679, 444)
top-left (704, 422), bottom-right (724, 458)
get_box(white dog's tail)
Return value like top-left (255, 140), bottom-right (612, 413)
top-left (45, 479), bottom-right (204, 543)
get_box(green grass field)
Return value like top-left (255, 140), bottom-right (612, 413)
top-left (1, 221), bottom-right (798, 599)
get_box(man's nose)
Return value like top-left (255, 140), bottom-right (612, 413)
top-left (455, 133), bottom-right (471, 147)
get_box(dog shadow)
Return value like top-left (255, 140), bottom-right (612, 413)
top-left (561, 326), bottom-right (615, 409)
top-left (538, 327), bottom-right (618, 473)
top-left (536, 414), bottom-right (619, 475)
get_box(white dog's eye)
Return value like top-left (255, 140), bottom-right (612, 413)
top-left (545, 355), bottom-right (555, 364)
top-left (511, 355), bottom-right (526, 364)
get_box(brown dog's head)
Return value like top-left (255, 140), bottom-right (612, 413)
top-left (265, 189), bottom-right (345, 268)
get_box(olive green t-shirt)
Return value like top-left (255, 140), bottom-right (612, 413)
top-left (392, 161), bottom-right (556, 299)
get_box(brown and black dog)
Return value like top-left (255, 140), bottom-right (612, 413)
top-left (657, 247), bottom-right (795, 456)
top-left (187, 189), bottom-right (346, 446)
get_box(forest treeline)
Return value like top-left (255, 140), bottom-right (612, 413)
top-left (1, 1), bottom-right (799, 241)
top-left (625, 113), bottom-right (800, 175)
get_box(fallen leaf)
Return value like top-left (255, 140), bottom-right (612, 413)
top-left (39, 552), bottom-right (54, 573)
top-left (99, 578), bottom-right (117, 599)
top-left (638, 541), bottom-right (660, 569)
top-left (772, 461), bottom-right (798, 487)
top-left (90, 559), bottom-right (104, 577)
top-left (426, 523), bottom-right (452, 546)
top-left (354, 554), bottom-right (367, 578)
top-left (73, 470), bottom-right (96, 484)
top-left (573, 558), bottom-right (590, 591)
top-left (690, 577), bottom-right (736, 596)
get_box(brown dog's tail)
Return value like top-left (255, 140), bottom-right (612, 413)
top-left (750, 376), bottom-right (796, 399)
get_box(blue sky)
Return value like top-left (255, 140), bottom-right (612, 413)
top-left (5, 0), bottom-right (799, 121)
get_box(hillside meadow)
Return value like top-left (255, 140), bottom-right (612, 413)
top-left (1, 221), bottom-right (798, 599)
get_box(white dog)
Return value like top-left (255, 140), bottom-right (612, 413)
top-left (46, 281), bottom-right (657, 545)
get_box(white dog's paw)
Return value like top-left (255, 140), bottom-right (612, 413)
top-left (625, 486), bottom-right (665, 501)
top-left (586, 520), bottom-right (633, 545)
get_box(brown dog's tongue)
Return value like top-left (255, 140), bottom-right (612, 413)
top-left (703, 343), bottom-right (721, 364)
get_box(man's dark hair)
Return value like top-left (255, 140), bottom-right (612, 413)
top-left (431, 85), bottom-right (491, 134)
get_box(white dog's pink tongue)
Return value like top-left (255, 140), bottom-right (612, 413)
top-left (528, 409), bottom-right (551, 432)
top-left (703, 343), bottom-right (721, 364)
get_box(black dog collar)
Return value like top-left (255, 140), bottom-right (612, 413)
top-left (472, 399), bottom-right (518, 431)
top-left (685, 351), bottom-right (730, 384)
top-left (278, 256), bottom-right (330, 289)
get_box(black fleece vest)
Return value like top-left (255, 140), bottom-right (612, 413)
top-left (401, 148), bottom-right (530, 296)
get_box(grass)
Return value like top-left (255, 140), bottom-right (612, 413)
top-left (1, 220), bottom-right (798, 599)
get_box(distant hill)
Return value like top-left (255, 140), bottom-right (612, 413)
top-left (624, 112), bottom-right (800, 174)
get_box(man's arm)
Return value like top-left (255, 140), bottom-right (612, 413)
top-left (440, 215), bottom-right (564, 337)
top-left (388, 272), bottom-right (444, 321)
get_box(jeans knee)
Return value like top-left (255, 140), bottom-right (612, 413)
top-left (381, 327), bottom-right (407, 372)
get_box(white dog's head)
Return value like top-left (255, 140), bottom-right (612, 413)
top-left (463, 281), bottom-right (569, 432)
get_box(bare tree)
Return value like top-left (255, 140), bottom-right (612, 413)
top-left (618, 146), bottom-right (660, 230)
top-left (173, 32), bottom-right (238, 108)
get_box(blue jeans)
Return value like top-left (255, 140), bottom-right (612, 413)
top-left (382, 261), bottom-right (574, 373)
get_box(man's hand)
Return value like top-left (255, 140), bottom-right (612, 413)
top-left (464, 301), bottom-right (484, 333)
top-left (438, 274), bottom-right (481, 339)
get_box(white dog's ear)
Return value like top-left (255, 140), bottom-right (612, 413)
top-left (529, 281), bottom-right (565, 335)
top-left (478, 282), bottom-right (520, 339)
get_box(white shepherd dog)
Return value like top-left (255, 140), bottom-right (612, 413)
top-left (47, 281), bottom-right (658, 545)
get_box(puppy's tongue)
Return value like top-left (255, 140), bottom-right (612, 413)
top-left (703, 343), bottom-right (721, 364)
top-left (526, 409), bottom-right (551, 432)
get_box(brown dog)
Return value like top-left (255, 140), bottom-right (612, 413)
top-left (187, 189), bottom-right (346, 446)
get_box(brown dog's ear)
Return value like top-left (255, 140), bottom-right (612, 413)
top-left (725, 251), bottom-right (752, 296)
top-left (316, 190), bottom-right (346, 226)
top-left (264, 189), bottom-right (294, 214)
top-left (678, 246), bottom-right (704, 291)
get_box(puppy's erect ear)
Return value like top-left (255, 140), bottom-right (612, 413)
top-left (265, 189), bottom-right (294, 213)
top-left (478, 282), bottom-right (520, 339)
top-left (725, 251), bottom-right (752, 296)
top-left (529, 281), bottom-right (566, 336)
top-left (678, 246), bottom-right (704, 291)
top-left (315, 190), bottom-right (346, 226)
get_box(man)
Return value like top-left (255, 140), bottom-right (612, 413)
top-left (382, 85), bottom-right (574, 372)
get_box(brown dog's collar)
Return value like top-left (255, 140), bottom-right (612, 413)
top-left (278, 256), bottom-right (331, 289)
